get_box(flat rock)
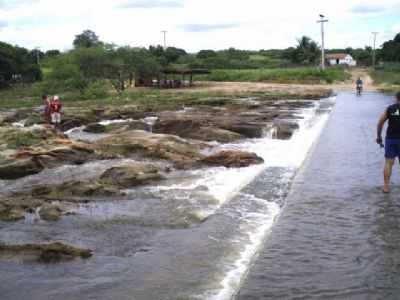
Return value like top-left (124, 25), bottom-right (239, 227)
top-left (30, 180), bottom-right (123, 200)
top-left (202, 150), bottom-right (264, 168)
top-left (0, 242), bottom-right (92, 262)
top-left (100, 163), bottom-right (163, 188)
top-left (60, 118), bottom-right (83, 131)
top-left (84, 123), bottom-right (107, 133)
top-left (39, 203), bottom-right (63, 221)
top-left (189, 127), bottom-right (243, 143)
top-left (97, 130), bottom-right (206, 167)
top-left (0, 206), bottom-right (25, 222)
top-left (273, 120), bottom-right (300, 140)
top-left (0, 157), bottom-right (45, 180)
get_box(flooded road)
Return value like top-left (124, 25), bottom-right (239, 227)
top-left (238, 92), bottom-right (400, 300)
top-left (3, 91), bottom-right (392, 300)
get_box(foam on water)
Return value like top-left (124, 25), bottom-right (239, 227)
top-left (151, 98), bottom-right (333, 214)
top-left (195, 98), bottom-right (335, 300)
top-left (209, 195), bottom-right (281, 300)
top-left (98, 119), bottom-right (134, 126)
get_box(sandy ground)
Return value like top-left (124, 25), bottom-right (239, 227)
top-left (154, 68), bottom-right (380, 95)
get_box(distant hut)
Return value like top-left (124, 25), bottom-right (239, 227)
top-left (135, 68), bottom-right (210, 88)
top-left (326, 53), bottom-right (357, 67)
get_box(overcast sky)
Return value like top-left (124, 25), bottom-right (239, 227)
top-left (0, 0), bottom-right (399, 52)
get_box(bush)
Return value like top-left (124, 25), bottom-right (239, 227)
top-left (200, 67), bottom-right (349, 83)
top-left (371, 63), bottom-right (400, 85)
top-left (43, 61), bottom-right (88, 94)
top-left (81, 80), bottom-right (109, 99)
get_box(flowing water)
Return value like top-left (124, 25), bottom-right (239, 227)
top-left (238, 92), bottom-right (400, 300)
top-left (0, 94), bottom-right (348, 300)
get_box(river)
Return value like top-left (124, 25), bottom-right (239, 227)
top-left (1, 92), bottom-right (396, 300)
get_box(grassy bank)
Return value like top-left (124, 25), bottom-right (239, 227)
top-left (371, 63), bottom-right (400, 92)
top-left (199, 67), bottom-right (350, 84)
top-left (0, 88), bottom-right (324, 110)
top-left (0, 80), bottom-right (332, 111)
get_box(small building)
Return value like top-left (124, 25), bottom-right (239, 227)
top-left (326, 53), bottom-right (357, 67)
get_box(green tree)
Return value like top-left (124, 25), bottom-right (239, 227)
top-left (286, 36), bottom-right (320, 65)
top-left (0, 41), bottom-right (42, 83)
top-left (45, 50), bottom-right (61, 57)
top-left (197, 50), bottom-right (217, 59)
top-left (0, 42), bottom-right (17, 80)
top-left (44, 55), bottom-right (88, 93)
top-left (164, 47), bottom-right (187, 64)
top-left (73, 30), bottom-right (102, 49)
top-left (294, 36), bottom-right (320, 64)
top-left (380, 33), bottom-right (400, 62)
top-left (72, 46), bottom-right (108, 78)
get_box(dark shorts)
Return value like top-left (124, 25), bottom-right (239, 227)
top-left (385, 138), bottom-right (400, 159)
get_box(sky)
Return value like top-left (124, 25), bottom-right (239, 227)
top-left (0, 0), bottom-right (399, 52)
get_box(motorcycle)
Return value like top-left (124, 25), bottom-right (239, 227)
top-left (356, 84), bottom-right (362, 96)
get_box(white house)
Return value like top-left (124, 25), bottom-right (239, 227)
top-left (326, 53), bottom-right (357, 67)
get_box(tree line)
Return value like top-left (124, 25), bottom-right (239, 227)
top-left (0, 29), bottom-right (399, 93)
top-left (0, 42), bottom-right (42, 86)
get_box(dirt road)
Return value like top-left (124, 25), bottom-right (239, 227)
top-left (163, 68), bottom-right (379, 96)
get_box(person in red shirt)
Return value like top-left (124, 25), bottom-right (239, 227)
top-left (50, 95), bottom-right (63, 128)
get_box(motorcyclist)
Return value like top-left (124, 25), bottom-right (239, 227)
top-left (356, 77), bottom-right (363, 95)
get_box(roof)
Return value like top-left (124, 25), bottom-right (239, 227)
top-left (326, 53), bottom-right (352, 60)
top-left (161, 68), bottom-right (210, 75)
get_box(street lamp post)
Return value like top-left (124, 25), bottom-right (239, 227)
top-left (372, 32), bottom-right (378, 69)
top-left (317, 14), bottom-right (328, 70)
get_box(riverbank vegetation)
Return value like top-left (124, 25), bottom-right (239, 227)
top-left (370, 33), bottom-right (400, 91)
top-left (1, 30), bottom-right (399, 106)
top-left (371, 63), bottom-right (400, 93)
top-left (199, 67), bottom-right (349, 84)
top-left (371, 63), bottom-right (400, 85)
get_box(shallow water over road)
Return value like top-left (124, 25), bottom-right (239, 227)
top-left (237, 92), bottom-right (400, 300)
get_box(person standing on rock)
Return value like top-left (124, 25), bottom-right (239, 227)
top-left (50, 95), bottom-right (63, 129)
top-left (376, 91), bottom-right (400, 193)
top-left (42, 95), bottom-right (51, 124)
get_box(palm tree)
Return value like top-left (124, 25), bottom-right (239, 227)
top-left (294, 36), bottom-right (320, 64)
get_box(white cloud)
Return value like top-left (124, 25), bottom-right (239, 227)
top-left (181, 23), bottom-right (239, 32)
top-left (0, 0), bottom-right (399, 51)
top-left (117, 0), bottom-right (184, 9)
top-left (350, 4), bottom-right (385, 14)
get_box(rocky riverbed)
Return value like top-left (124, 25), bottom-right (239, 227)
top-left (0, 89), bottom-right (330, 261)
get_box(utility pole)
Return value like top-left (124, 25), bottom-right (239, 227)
top-left (317, 14), bottom-right (328, 70)
top-left (372, 32), bottom-right (378, 69)
top-left (161, 30), bottom-right (167, 49)
top-left (35, 47), bottom-right (41, 65)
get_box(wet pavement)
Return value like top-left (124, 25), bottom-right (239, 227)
top-left (237, 92), bottom-right (400, 300)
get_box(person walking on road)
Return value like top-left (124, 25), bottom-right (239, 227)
top-left (376, 92), bottom-right (400, 193)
